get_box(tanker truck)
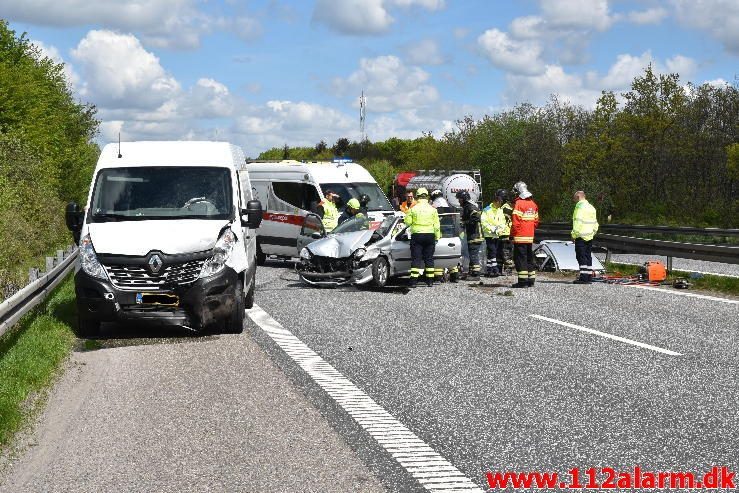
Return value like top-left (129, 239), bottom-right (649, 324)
top-left (392, 169), bottom-right (482, 208)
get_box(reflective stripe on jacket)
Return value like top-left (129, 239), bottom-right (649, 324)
top-left (481, 203), bottom-right (509, 238)
top-left (320, 199), bottom-right (339, 231)
top-left (404, 199), bottom-right (441, 240)
top-left (510, 197), bottom-right (539, 244)
top-left (571, 199), bottom-right (599, 241)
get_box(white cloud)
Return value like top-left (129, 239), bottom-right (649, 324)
top-left (312, 0), bottom-right (393, 35)
top-left (670, 0), bottom-right (739, 54)
top-left (71, 30), bottom-right (180, 110)
top-left (477, 29), bottom-right (544, 75)
top-left (334, 55), bottom-right (439, 112)
top-left (31, 39), bottom-right (80, 88)
top-left (626, 7), bottom-right (668, 25)
top-left (311, 0), bottom-right (444, 35)
top-left (505, 52), bottom-right (699, 107)
top-left (539, 0), bottom-right (613, 31)
top-left (509, 16), bottom-right (545, 40)
top-left (0, 0), bottom-right (261, 49)
top-left (404, 39), bottom-right (447, 65)
top-left (703, 78), bottom-right (729, 87)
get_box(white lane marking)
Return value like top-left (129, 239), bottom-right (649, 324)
top-left (529, 314), bottom-right (682, 356)
top-left (623, 284), bottom-right (739, 305)
top-left (247, 305), bottom-right (484, 493)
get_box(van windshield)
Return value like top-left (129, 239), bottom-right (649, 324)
top-left (320, 183), bottom-right (392, 212)
top-left (90, 167), bottom-right (232, 222)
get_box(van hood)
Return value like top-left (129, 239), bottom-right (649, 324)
top-left (88, 219), bottom-right (230, 256)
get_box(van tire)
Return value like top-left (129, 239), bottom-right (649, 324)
top-left (245, 269), bottom-right (256, 309)
top-left (256, 243), bottom-right (266, 266)
top-left (76, 316), bottom-right (100, 338)
top-left (224, 282), bottom-right (245, 334)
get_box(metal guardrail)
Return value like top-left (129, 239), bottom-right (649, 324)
top-left (0, 247), bottom-right (78, 338)
top-left (539, 222), bottom-right (739, 238)
top-left (536, 227), bottom-right (739, 265)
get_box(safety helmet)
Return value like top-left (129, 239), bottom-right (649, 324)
top-left (495, 189), bottom-right (507, 202)
top-left (430, 189), bottom-right (443, 199)
top-left (512, 181), bottom-right (532, 199)
top-left (455, 190), bottom-right (470, 202)
top-left (347, 198), bottom-right (361, 209)
top-left (416, 187), bottom-right (429, 198)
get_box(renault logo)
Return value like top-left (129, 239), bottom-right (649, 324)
top-left (148, 254), bottom-right (163, 274)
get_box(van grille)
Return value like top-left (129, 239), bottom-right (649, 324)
top-left (103, 259), bottom-right (205, 291)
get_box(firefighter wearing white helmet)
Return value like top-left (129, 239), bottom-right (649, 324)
top-left (510, 181), bottom-right (539, 288)
top-left (429, 189), bottom-right (458, 282)
top-left (430, 189), bottom-right (450, 211)
top-left (404, 187), bottom-right (440, 288)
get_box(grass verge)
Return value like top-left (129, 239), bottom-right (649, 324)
top-left (605, 262), bottom-right (739, 297)
top-left (0, 276), bottom-right (76, 449)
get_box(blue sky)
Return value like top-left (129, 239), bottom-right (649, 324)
top-left (3, 0), bottom-right (737, 157)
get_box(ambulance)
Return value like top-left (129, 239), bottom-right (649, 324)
top-left (243, 160), bottom-right (394, 263)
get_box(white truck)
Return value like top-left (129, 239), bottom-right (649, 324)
top-left (65, 141), bottom-right (263, 336)
top-left (245, 160), bottom-right (395, 262)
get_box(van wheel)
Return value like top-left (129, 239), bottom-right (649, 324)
top-left (224, 282), bottom-right (245, 334)
top-left (256, 243), bottom-right (266, 266)
top-left (76, 316), bottom-right (100, 338)
top-left (372, 257), bottom-right (389, 287)
top-left (245, 269), bottom-right (256, 309)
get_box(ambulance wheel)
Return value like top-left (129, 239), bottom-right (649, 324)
top-left (372, 257), bottom-right (389, 287)
top-left (256, 243), bottom-right (266, 266)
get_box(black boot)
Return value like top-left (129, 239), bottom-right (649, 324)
top-left (409, 278), bottom-right (418, 288)
top-left (527, 278), bottom-right (535, 288)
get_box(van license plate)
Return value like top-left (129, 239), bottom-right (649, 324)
top-left (136, 293), bottom-right (179, 306)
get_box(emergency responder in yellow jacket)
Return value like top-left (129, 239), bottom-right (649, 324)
top-left (404, 188), bottom-right (441, 288)
top-left (480, 189), bottom-right (510, 277)
top-left (316, 191), bottom-right (339, 232)
top-left (571, 191), bottom-right (599, 284)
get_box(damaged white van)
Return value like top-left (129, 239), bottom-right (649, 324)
top-left (65, 141), bottom-right (263, 337)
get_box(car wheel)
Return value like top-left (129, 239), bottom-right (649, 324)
top-left (76, 315), bottom-right (100, 338)
top-left (372, 256), bottom-right (389, 287)
top-left (224, 281), bottom-right (245, 334)
top-left (245, 268), bottom-right (256, 309)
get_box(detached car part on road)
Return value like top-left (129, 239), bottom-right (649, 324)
top-left (296, 213), bottom-right (462, 287)
top-left (65, 141), bottom-right (263, 337)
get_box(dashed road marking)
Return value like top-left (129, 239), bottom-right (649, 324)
top-left (530, 314), bottom-right (682, 356)
top-left (247, 305), bottom-right (484, 493)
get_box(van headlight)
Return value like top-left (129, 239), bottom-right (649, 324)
top-left (80, 234), bottom-right (108, 280)
top-left (300, 247), bottom-right (312, 260)
top-left (200, 229), bottom-right (236, 278)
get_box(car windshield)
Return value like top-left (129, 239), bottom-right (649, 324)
top-left (331, 214), bottom-right (396, 236)
top-left (90, 166), bottom-right (232, 222)
top-left (321, 182), bottom-right (393, 211)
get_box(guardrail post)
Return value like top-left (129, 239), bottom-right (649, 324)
top-left (57, 250), bottom-right (64, 264)
top-left (666, 256), bottom-right (673, 273)
top-left (45, 257), bottom-right (55, 273)
top-left (28, 268), bottom-right (39, 282)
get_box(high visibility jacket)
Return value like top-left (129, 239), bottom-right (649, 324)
top-left (510, 197), bottom-right (539, 244)
top-left (501, 203), bottom-right (512, 237)
top-left (481, 203), bottom-right (510, 238)
top-left (404, 199), bottom-right (441, 240)
top-left (400, 200), bottom-right (416, 213)
top-left (571, 199), bottom-right (599, 241)
top-left (320, 199), bottom-right (339, 231)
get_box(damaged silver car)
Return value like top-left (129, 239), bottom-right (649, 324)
top-left (296, 213), bottom-right (462, 287)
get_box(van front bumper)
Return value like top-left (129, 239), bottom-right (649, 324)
top-left (75, 267), bottom-right (239, 331)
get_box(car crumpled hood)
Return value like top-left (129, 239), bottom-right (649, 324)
top-left (307, 230), bottom-right (374, 258)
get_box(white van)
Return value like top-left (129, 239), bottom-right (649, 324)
top-left (65, 141), bottom-right (263, 337)
top-left (245, 160), bottom-right (394, 262)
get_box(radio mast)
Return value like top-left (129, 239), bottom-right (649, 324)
top-left (359, 90), bottom-right (367, 143)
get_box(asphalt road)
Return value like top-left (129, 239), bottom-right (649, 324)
top-left (2, 261), bottom-right (737, 492)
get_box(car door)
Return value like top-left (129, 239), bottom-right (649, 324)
top-left (433, 212), bottom-right (462, 269)
top-left (296, 213), bottom-right (326, 253)
top-left (388, 222), bottom-right (413, 275)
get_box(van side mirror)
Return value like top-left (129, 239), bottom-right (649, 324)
top-left (241, 200), bottom-right (263, 229)
top-left (65, 202), bottom-right (83, 232)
